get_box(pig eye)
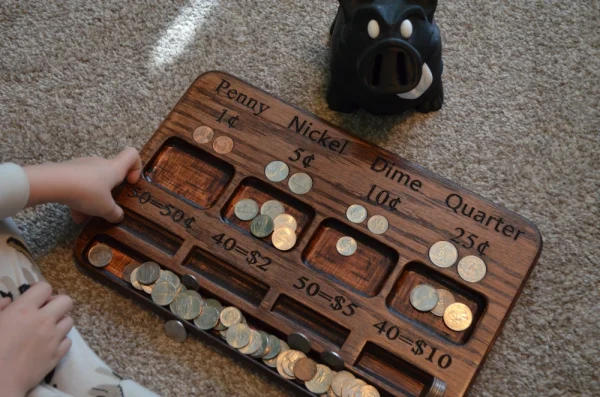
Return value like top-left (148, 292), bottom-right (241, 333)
top-left (400, 19), bottom-right (413, 39)
top-left (367, 20), bottom-right (380, 39)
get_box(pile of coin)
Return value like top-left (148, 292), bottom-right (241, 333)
top-left (264, 160), bottom-right (313, 195)
top-left (234, 197), bottom-right (298, 251)
top-left (428, 241), bottom-right (487, 283)
top-left (409, 284), bottom-right (473, 332)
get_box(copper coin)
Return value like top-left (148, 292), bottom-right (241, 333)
top-left (293, 357), bottom-right (318, 381)
top-left (213, 136), bottom-right (234, 154)
top-left (192, 126), bottom-right (214, 144)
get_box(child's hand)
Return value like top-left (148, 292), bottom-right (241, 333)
top-left (25, 147), bottom-right (143, 224)
top-left (0, 282), bottom-right (73, 397)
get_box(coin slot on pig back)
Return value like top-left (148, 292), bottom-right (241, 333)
top-left (386, 261), bottom-right (486, 344)
top-left (144, 137), bottom-right (234, 209)
top-left (301, 219), bottom-right (398, 297)
top-left (221, 177), bottom-right (316, 247)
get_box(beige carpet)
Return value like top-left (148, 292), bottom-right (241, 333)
top-left (1, 1), bottom-right (598, 396)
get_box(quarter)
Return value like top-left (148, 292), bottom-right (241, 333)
top-left (261, 200), bottom-right (285, 220)
top-left (250, 215), bottom-right (274, 238)
top-left (226, 323), bottom-right (251, 349)
top-left (151, 281), bottom-right (177, 306)
top-left (192, 126), bottom-right (214, 144)
top-left (346, 204), bottom-right (367, 223)
top-left (213, 136), bottom-right (234, 154)
top-left (430, 289), bottom-right (455, 317)
top-left (457, 255), bottom-right (487, 283)
top-left (272, 227), bottom-right (296, 251)
top-left (428, 241), bottom-right (458, 268)
top-left (273, 214), bottom-right (297, 232)
top-left (136, 261), bottom-right (161, 285)
top-left (336, 236), bottom-right (357, 256)
top-left (367, 215), bottom-right (389, 235)
top-left (193, 305), bottom-right (220, 330)
top-left (88, 244), bottom-right (113, 268)
top-left (265, 160), bottom-right (290, 182)
top-left (305, 364), bottom-right (334, 394)
top-left (234, 199), bottom-right (259, 221)
top-left (443, 302), bottom-right (473, 331)
top-left (288, 173), bottom-right (313, 195)
top-left (410, 284), bottom-right (439, 312)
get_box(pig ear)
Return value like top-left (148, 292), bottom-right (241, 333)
top-left (416, 0), bottom-right (438, 20)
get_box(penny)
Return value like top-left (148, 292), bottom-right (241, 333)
top-left (136, 261), bottom-right (161, 285)
top-left (457, 255), bottom-right (487, 283)
top-left (88, 244), bottom-right (112, 268)
top-left (331, 371), bottom-right (355, 396)
top-left (174, 293), bottom-right (203, 320)
top-left (130, 267), bottom-right (143, 290)
top-left (164, 320), bottom-right (187, 343)
top-left (354, 385), bottom-right (380, 397)
top-left (205, 298), bottom-right (223, 312)
top-left (122, 263), bottom-right (139, 283)
top-left (443, 302), bottom-right (473, 331)
top-left (272, 227), bottom-right (296, 251)
top-left (213, 136), bottom-right (234, 154)
top-left (429, 241), bottom-right (458, 268)
top-left (273, 214), bottom-right (298, 231)
top-left (431, 289), bottom-right (456, 317)
top-left (410, 284), bottom-right (439, 312)
top-left (234, 199), bottom-right (259, 221)
top-left (261, 200), bottom-right (285, 220)
top-left (265, 160), bottom-right (290, 182)
top-left (367, 215), bottom-right (389, 235)
top-left (276, 350), bottom-right (297, 380)
top-left (294, 358), bottom-right (318, 382)
top-left (181, 274), bottom-right (199, 290)
top-left (282, 350), bottom-right (307, 378)
top-left (288, 173), bottom-right (313, 195)
top-left (336, 236), bottom-right (357, 256)
top-left (250, 331), bottom-right (270, 358)
top-left (262, 336), bottom-right (282, 360)
top-left (239, 329), bottom-right (262, 355)
top-left (159, 270), bottom-right (181, 290)
top-left (151, 281), bottom-right (178, 306)
top-left (305, 364), bottom-right (334, 394)
top-left (220, 306), bottom-right (243, 327)
top-left (346, 204), bottom-right (367, 224)
top-left (250, 215), bottom-right (274, 238)
top-left (193, 305), bottom-right (220, 330)
top-left (192, 126), bottom-right (214, 144)
top-left (264, 340), bottom-right (289, 367)
top-left (342, 379), bottom-right (366, 397)
top-left (142, 282), bottom-right (155, 295)
top-left (226, 323), bottom-right (251, 349)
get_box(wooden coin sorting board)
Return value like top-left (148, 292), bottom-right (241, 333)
top-left (74, 72), bottom-right (542, 397)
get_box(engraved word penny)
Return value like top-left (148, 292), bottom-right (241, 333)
top-left (213, 136), bottom-right (234, 154)
top-left (265, 160), bottom-right (290, 182)
top-left (457, 255), bottom-right (487, 283)
top-left (192, 126), bottom-right (214, 144)
top-left (429, 241), bottom-right (458, 268)
top-left (443, 302), bottom-right (473, 331)
top-left (410, 284), bottom-right (439, 312)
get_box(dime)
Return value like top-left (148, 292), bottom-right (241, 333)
top-left (88, 244), bottom-right (112, 268)
top-left (250, 215), bottom-right (274, 238)
top-left (367, 215), bottom-right (389, 235)
top-left (346, 204), bottom-right (367, 224)
top-left (193, 305), bottom-right (220, 330)
top-left (342, 379), bottom-right (366, 397)
top-left (263, 340), bottom-right (289, 367)
top-left (234, 199), bottom-right (259, 221)
top-left (282, 350), bottom-right (307, 378)
top-left (164, 320), bottom-right (187, 343)
top-left (205, 298), bottom-right (223, 312)
top-left (288, 173), bottom-right (313, 195)
top-left (410, 284), bottom-right (439, 312)
top-left (181, 274), bottom-right (199, 290)
top-left (262, 336), bottom-right (282, 360)
top-left (294, 358), bottom-right (318, 382)
top-left (136, 261), bottom-right (161, 285)
top-left (276, 350), bottom-right (297, 380)
top-left (443, 302), bottom-right (473, 331)
top-left (331, 371), bottom-right (355, 396)
top-left (192, 126), bottom-right (214, 144)
top-left (142, 282), bottom-right (154, 295)
top-left (220, 307), bottom-right (243, 327)
top-left (428, 241), bottom-right (458, 268)
top-left (261, 200), bottom-right (285, 220)
top-left (159, 270), bottom-right (181, 290)
top-left (265, 160), bottom-right (290, 182)
top-left (213, 136), bottom-right (234, 154)
top-left (273, 214), bottom-right (297, 232)
top-left (122, 263), bottom-right (139, 283)
top-left (151, 281), bottom-right (178, 306)
top-left (431, 289), bottom-right (455, 317)
top-left (226, 323), bottom-right (251, 349)
top-left (239, 329), bottom-right (262, 355)
top-left (130, 267), bottom-right (143, 290)
top-left (305, 364), bottom-right (334, 394)
top-left (251, 331), bottom-right (271, 358)
top-left (174, 293), bottom-right (203, 320)
top-left (272, 227), bottom-right (296, 251)
top-left (354, 385), bottom-right (380, 397)
top-left (457, 255), bottom-right (487, 283)
top-left (336, 236), bottom-right (357, 256)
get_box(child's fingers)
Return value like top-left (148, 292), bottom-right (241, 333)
top-left (56, 315), bottom-right (74, 339)
top-left (0, 297), bottom-right (11, 310)
top-left (54, 337), bottom-right (72, 363)
top-left (41, 294), bottom-right (73, 321)
top-left (103, 201), bottom-right (124, 224)
top-left (113, 147), bottom-right (142, 184)
top-left (19, 281), bottom-right (53, 308)
top-left (70, 209), bottom-right (90, 225)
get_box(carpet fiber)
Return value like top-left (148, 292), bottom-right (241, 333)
top-left (1, 1), bottom-right (598, 396)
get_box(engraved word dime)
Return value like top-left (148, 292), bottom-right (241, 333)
top-left (251, 215), bottom-right (274, 238)
top-left (272, 227), bottom-right (296, 251)
top-left (457, 255), bottom-right (487, 283)
top-left (428, 241), bottom-right (458, 268)
top-left (367, 215), bottom-right (389, 235)
top-left (443, 302), bottom-right (473, 331)
top-left (192, 126), bottom-right (214, 144)
top-left (213, 136), bottom-right (234, 154)
top-left (234, 199), bottom-right (259, 221)
top-left (88, 244), bottom-right (113, 268)
top-left (336, 236), bottom-right (358, 256)
top-left (273, 214), bottom-right (297, 232)
top-left (431, 289), bottom-right (456, 317)
top-left (346, 204), bottom-right (367, 224)
top-left (288, 173), bottom-right (313, 195)
top-left (265, 160), bottom-right (290, 182)
top-left (305, 364), bottom-right (334, 394)
top-left (261, 200), bottom-right (285, 220)
top-left (410, 284), bottom-right (439, 312)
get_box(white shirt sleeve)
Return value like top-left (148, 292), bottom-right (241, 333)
top-left (0, 163), bottom-right (30, 219)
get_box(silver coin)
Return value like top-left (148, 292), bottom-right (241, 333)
top-left (174, 293), bottom-right (203, 320)
top-left (331, 371), bottom-right (355, 396)
top-left (276, 350), bottom-right (297, 379)
top-left (431, 289), bottom-right (456, 317)
top-left (122, 263), bottom-right (139, 283)
top-left (151, 281), bottom-right (178, 306)
top-left (193, 305), bottom-right (220, 330)
top-left (205, 298), bottom-right (223, 312)
top-left (250, 331), bottom-right (271, 358)
top-left (336, 236), bottom-right (357, 256)
top-left (429, 241), bottom-right (458, 268)
top-left (457, 255), bottom-right (487, 283)
top-left (346, 204), bottom-right (367, 224)
top-left (88, 244), bottom-right (113, 268)
top-left (130, 267), bottom-right (143, 290)
top-left (342, 379), bottom-right (367, 397)
top-left (354, 385), bottom-right (380, 397)
top-left (219, 329), bottom-right (228, 339)
top-left (226, 323), bottom-right (251, 349)
top-left (142, 282), bottom-right (154, 294)
top-left (250, 214), bottom-right (274, 238)
top-left (159, 270), bottom-right (181, 290)
top-left (234, 199), bottom-right (259, 221)
top-left (273, 214), bottom-right (297, 232)
top-left (265, 160), bottom-right (290, 182)
top-left (239, 329), bottom-right (262, 355)
top-left (164, 320), bottom-right (187, 343)
top-left (261, 200), bottom-right (285, 220)
top-left (288, 173), bottom-right (313, 195)
top-left (185, 290), bottom-right (204, 304)
top-left (282, 350), bottom-right (307, 377)
top-left (410, 284), bottom-right (439, 312)
top-left (367, 215), bottom-right (389, 235)
top-left (220, 306), bottom-right (243, 327)
top-left (263, 340), bottom-right (289, 367)
top-left (136, 261), bottom-right (161, 285)
top-left (262, 336), bottom-right (282, 360)
top-left (305, 364), bottom-right (334, 394)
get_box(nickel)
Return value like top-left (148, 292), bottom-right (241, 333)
top-left (346, 204), bottom-right (367, 223)
top-left (234, 199), bottom-right (259, 221)
top-left (288, 173), bottom-right (313, 195)
top-left (193, 305), bottom-right (220, 330)
top-left (410, 284), bottom-right (439, 312)
top-left (429, 241), bottom-right (458, 268)
top-left (272, 227), bottom-right (296, 251)
top-left (226, 323), bottom-right (251, 349)
top-left (457, 255), bottom-right (487, 283)
top-left (367, 215), bottom-right (388, 235)
top-left (265, 160), bottom-right (290, 182)
top-left (136, 261), bottom-right (161, 285)
top-left (443, 302), bottom-right (473, 331)
top-left (261, 200), bottom-right (285, 219)
top-left (430, 289), bottom-right (455, 317)
top-left (251, 215), bottom-right (274, 238)
top-left (151, 281), bottom-right (177, 306)
top-left (88, 244), bottom-right (112, 268)
top-left (336, 236), bottom-right (357, 256)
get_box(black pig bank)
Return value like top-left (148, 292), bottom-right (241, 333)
top-left (328, 0), bottom-right (443, 115)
